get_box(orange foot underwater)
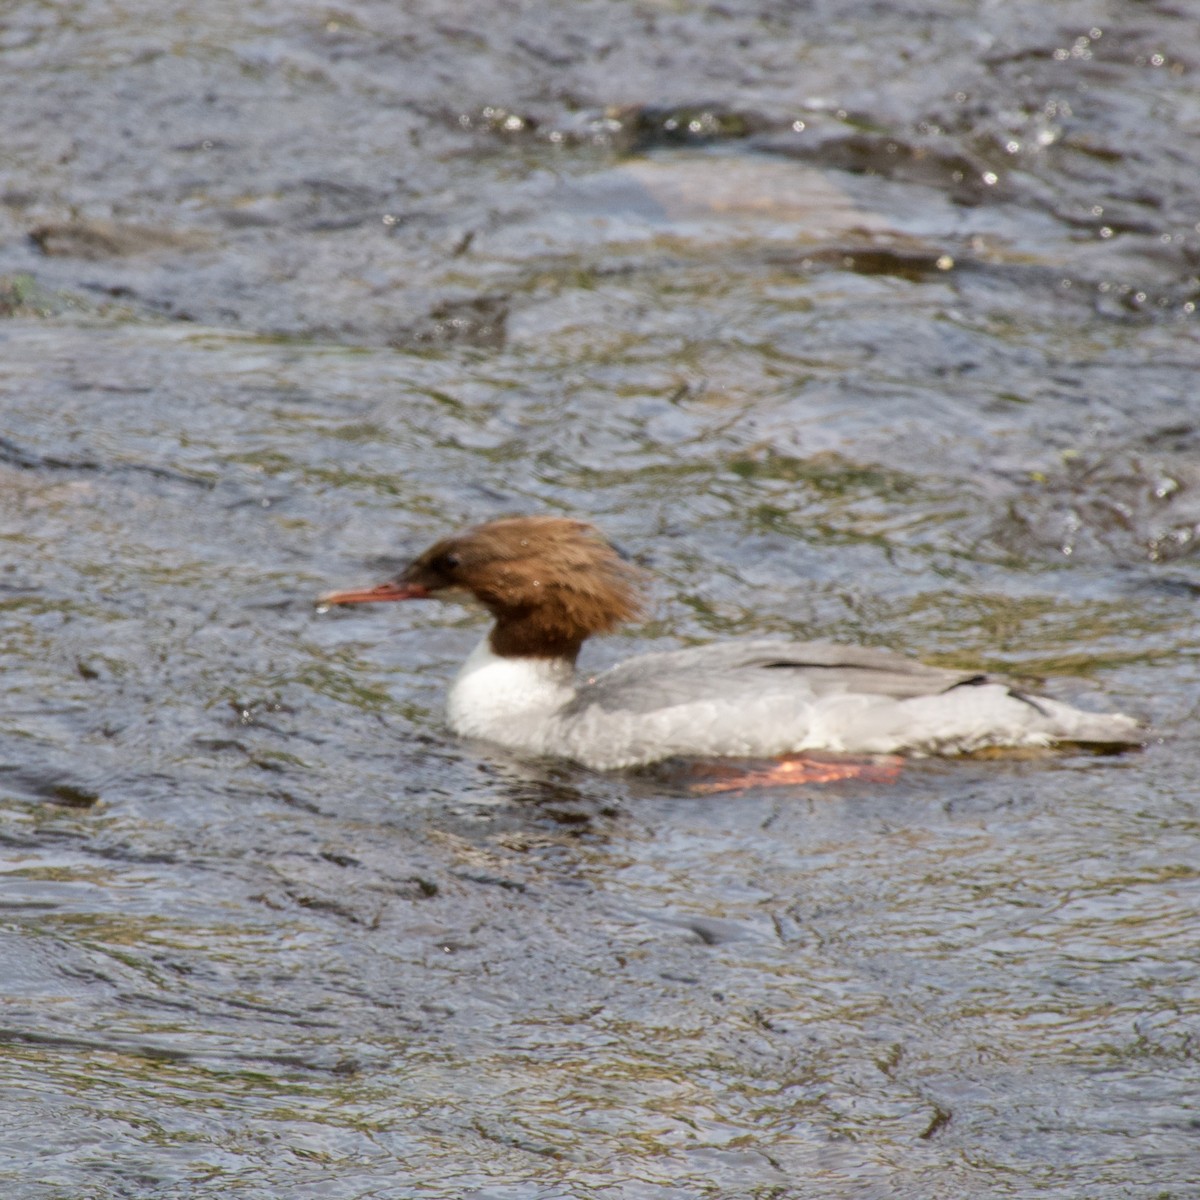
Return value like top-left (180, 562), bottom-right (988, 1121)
top-left (689, 753), bottom-right (904, 794)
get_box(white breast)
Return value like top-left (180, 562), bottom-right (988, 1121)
top-left (445, 638), bottom-right (577, 753)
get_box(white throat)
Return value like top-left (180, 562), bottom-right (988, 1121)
top-left (445, 636), bottom-right (578, 751)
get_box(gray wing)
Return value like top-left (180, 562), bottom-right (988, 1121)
top-left (570, 639), bottom-right (986, 715)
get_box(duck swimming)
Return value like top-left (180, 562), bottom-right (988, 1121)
top-left (319, 515), bottom-right (1142, 771)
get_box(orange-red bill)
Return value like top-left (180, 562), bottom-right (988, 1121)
top-left (317, 581), bottom-right (429, 606)
top-left (690, 753), bottom-right (904, 794)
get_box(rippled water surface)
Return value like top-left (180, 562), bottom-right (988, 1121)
top-left (2, 2), bottom-right (1199, 1197)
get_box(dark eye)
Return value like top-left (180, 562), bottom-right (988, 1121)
top-left (434, 551), bottom-right (461, 574)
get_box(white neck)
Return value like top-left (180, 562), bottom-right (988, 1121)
top-left (445, 636), bottom-right (578, 751)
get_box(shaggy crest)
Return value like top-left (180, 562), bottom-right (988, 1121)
top-left (398, 515), bottom-right (646, 659)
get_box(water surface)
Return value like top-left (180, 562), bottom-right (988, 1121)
top-left (2, 2), bottom-right (1198, 1196)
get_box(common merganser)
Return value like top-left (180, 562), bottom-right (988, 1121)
top-left (319, 515), bottom-right (1142, 770)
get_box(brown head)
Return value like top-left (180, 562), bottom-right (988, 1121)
top-left (319, 515), bottom-right (646, 660)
